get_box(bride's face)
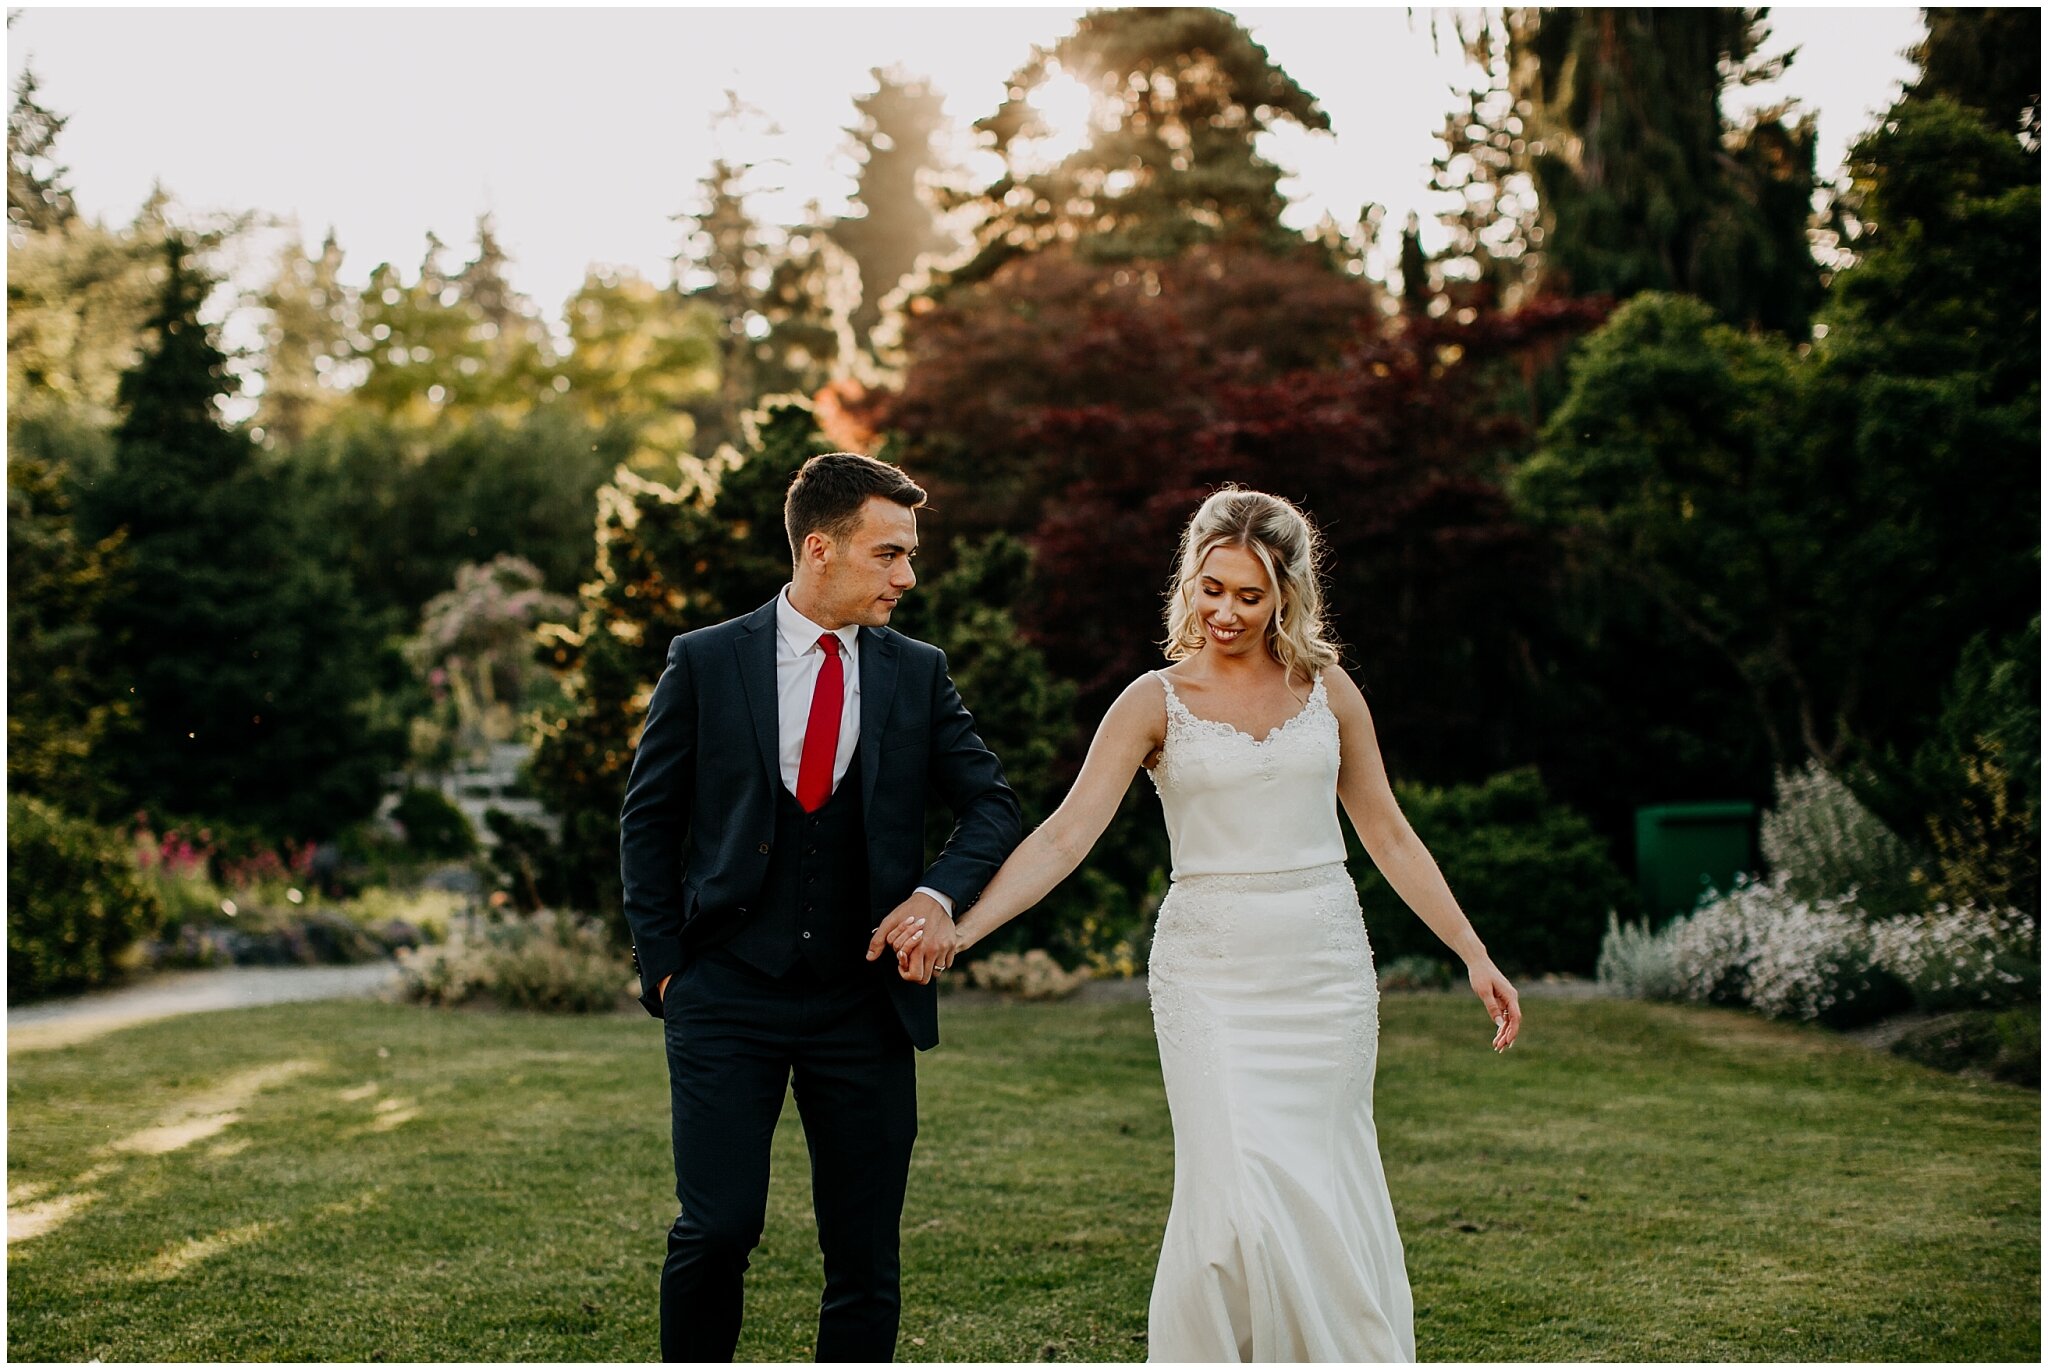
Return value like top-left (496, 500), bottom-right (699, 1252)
top-left (1192, 545), bottom-right (1277, 658)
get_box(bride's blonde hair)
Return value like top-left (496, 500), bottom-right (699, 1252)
top-left (1161, 486), bottom-right (1340, 682)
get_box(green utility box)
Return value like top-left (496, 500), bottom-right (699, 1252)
top-left (1635, 802), bottom-right (1757, 923)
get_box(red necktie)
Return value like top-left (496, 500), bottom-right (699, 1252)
top-left (795, 633), bottom-right (844, 812)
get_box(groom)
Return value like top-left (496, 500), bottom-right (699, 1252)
top-left (620, 452), bottom-right (1022, 1362)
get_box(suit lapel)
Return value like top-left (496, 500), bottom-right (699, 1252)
top-left (858, 626), bottom-right (898, 809)
top-left (734, 599), bottom-right (782, 790)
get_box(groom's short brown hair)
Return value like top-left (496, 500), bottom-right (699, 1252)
top-left (784, 452), bottom-right (926, 562)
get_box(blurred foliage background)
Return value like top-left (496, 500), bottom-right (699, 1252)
top-left (8, 7), bottom-right (2038, 1002)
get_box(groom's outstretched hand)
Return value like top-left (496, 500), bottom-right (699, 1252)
top-left (867, 891), bottom-right (958, 984)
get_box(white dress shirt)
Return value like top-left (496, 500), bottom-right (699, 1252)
top-left (774, 586), bottom-right (953, 917)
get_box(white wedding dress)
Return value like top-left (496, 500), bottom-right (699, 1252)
top-left (1143, 670), bottom-right (1416, 1362)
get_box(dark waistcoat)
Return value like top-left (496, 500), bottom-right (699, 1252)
top-left (721, 777), bottom-right (870, 979)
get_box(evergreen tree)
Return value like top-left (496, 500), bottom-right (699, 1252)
top-left (830, 69), bottom-right (961, 351)
top-left (1432, 7), bottom-right (1822, 335)
top-left (677, 156), bottom-right (771, 454)
top-left (253, 225), bottom-right (353, 447)
top-left (80, 236), bottom-right (397, 838)
top-left (453, 212), bottom-right (557, 405)
top-left (7, 64), bottom-right (76, 243)
top-left (756, 212), bottom-right (862, 399)
top-left (1907, 7), bottom-right (2042, 150)
top-left (7, 73), bottom-right (159, 426)
top-left (1810, 93), bottom-right (2040, 756)
top-left (1396, 211), bottom-right (1432, 317)
top-left (950, 6), bottom-right (1330, 284)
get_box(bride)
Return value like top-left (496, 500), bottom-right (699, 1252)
top-left (876, 486), bottom-right (1522, 1361)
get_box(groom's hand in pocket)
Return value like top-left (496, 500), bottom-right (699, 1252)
top-left (867, 891), bottom-right (957, 984)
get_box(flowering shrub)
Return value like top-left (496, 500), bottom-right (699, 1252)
top-left (1598, 871), bottom-right (2034, 1024)
top-left (965, 949), bottom-right (1093, 1000)
top-left (1872, 903), bottom-right (2037, 1013)
top-left (1761, 761), bottom-right (1923, 918)
top-left (1594, 912), bottom-right (1684, 1001)
top-left (398, 910), bottom-right (626, 1013)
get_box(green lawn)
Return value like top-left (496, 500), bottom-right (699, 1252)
top-left (7, 992), bottom-right (2038, 1361)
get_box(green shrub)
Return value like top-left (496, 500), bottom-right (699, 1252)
top-left (342, 886), bottom-right (463, 944)
top-left (1890, 1009), bottom-right (2040, 1087)
top-left (1355, 767), bottom-right (1631, 974)
top-left (7, 794), bottom-right (166, 1000)
top-left (390, 787), bottom-right (477, 859)
top-left (483, 809), bottom-right (570, 912)
top-left (397, 910), bottom-right (626, 1013)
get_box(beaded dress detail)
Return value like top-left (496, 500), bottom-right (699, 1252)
top-left (1142, 670), bottom-right (1414, 1362)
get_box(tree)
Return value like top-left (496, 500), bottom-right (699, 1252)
top-left (288, 405), bottom-right (631, 629)
top-left (1812, 95), bottom-right (2039, 750)
top-left (453, 213), bottom-right (557, 405)
top-left (871, 242), bottom-right (1388, 554)
top-left (529, 399), bottom-right (829, 918)
top-left (556, 265), bottom-right (722, 477)
top-left (251, 225), bottom-right (353, 447)
top-left (948, 6), bottom-right (1332, 283)
top-left (1432, 7), bottom-right (1823, 335)
top-left (1907, 7), bottom-right (2042, 150)
top-left (7, 63), bottom-right (76, 242)
top-left (7, 212), bottom-right (163, 427)
top-left (7, 449), bottom-right (129, 811)
top-left (677, 156), bottom-right (771, 454)
top-left (78, 236), bottom-right (398, 838)
top-left (1515, 294), bottom-right (1835, 766)
top-left (830, 69), bottom-right (962, 352)
top-left (755, 213), bottom-right (862, 400)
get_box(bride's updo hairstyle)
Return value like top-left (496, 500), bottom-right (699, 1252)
top-left (1162, 486), bottom-right (1340, 681)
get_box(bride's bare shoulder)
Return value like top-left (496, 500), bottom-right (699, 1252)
top-left (1104, 671), bottom-right (1171, 767)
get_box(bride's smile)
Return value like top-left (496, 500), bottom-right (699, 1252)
top-left (1195, 545), bottom-right (1278, 655)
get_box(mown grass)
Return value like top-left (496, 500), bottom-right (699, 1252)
top-left (7, 992), bottom-right (2038, 1361)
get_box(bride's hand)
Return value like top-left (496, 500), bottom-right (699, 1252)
top-left (1468, 959), bottom-right (1521, 1053)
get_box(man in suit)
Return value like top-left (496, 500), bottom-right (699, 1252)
top-left (620, 451), bottom-right (1023, 1362)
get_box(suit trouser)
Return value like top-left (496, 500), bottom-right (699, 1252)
top-left (660, 947), bottom-right (917, 1362)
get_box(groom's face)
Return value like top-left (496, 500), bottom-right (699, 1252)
top-left (811, 496), bottom-right (919, 629)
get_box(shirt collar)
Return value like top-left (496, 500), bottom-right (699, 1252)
top-left (777, 584), bottom-right (859, 662)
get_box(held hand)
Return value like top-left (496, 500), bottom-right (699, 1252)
top-left (1469, 959), bottom-right (1521, 1053)
top-left (659, 973), bottom-right (672, 1003)
top-left (866, 892), bottom-right (959, 984)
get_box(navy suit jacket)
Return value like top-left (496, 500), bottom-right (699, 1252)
top-left (618, 596), bottom-right (1023, 1050)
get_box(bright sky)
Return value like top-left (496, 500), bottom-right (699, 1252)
top-left (8, 5), bottom-right (1926, 320)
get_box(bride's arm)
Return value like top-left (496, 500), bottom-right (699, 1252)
top-left (1324, 668), bottom-right (1521, 1050)
top-left (877, 674), bottom-right (1165, 966)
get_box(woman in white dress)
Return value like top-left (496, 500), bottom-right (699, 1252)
top-left (882, 487), bottom-right (1522, 1361)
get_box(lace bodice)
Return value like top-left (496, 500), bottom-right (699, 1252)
top-left (1146, 670), bottom-right (1347, 878)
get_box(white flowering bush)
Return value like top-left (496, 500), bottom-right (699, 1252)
top-left (1761, 761), bottom-right (1924, 917)
top-left (1597, 871), bottom-right (2036, 1024)
top-left (1595, 912), bottom-right (1684, 1001)
top-left (1872, 904), bottom-right (2037, 1012)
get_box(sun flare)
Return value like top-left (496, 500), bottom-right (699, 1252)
top-left (1023, 70), bottom-right (1098, 165)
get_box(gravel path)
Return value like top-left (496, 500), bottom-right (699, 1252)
top-left (8, 963), bottom-right (402, 1053)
